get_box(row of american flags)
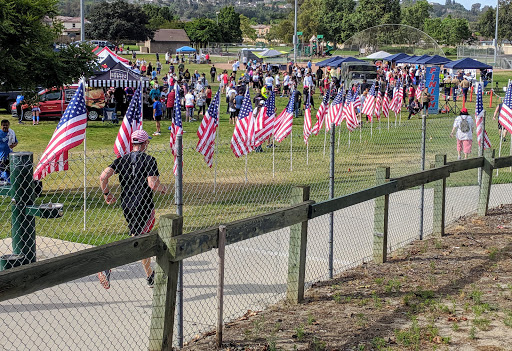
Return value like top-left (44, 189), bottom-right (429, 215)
top-left (33, 78), bottom-right (507, 181)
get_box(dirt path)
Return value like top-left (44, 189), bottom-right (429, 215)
top-left (181, 205), bottom-right (512, 351)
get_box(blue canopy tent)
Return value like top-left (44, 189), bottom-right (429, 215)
top-left (396, 55), bottom-right (417, 64)
top-left (418, 55), bottom-right (451, 65)
top-left (329, 56), bottom-right (364, 68)
top-left (176, 46), bottom-right (196, 53)
top-left (316, 56), bottom-right (342, 67)
top-left (383, 53), bottom-right (409, 62)
top-left (408, 55), bottom-right (432, 64)
top-left (443, 57), bottom-right (492, 69)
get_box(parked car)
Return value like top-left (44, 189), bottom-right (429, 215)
top-left (11, 85), bottom-right (105, 121)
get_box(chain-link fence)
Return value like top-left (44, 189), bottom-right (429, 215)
top-left (457, 45), bottom-right (512, 69)
top-left (1, 113), bottom-right (512, 350)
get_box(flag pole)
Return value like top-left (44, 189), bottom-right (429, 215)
top-left (371, 117), bottom-right (373, 138)
top-left (337, 122), bottom-right (341, 153)
top-left (214, 132), bottom-right (218, 193)
top-left (290, 128), bottom-right (293, 171)
top-left (82, 78), bottom-right (87, 231)
top-left (323, 125), bottom-right (327, 156)
top-left (387, 113), bottom-right (390, 131)
top-left (348, 131), bottom-right (351, 148)
top-left (394, 111), bottom-right (397, 127)
top-left (359, 116), bottom-right (362, 143)
top-left (272, 135), bottom-right (275, 178)
top-left (306, 141), bottom-right (309, 165)
top-left (497, 136), bottom-right (502, 176)
top-left (245, 153), bottom-right (248, 184)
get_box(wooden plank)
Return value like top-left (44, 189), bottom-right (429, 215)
top-left (286, 186), bottom-right (310, 304)
top-left (310, 181), bottom-right (398, 219)
top-left (149, 214), bottom-right (182, 351)
top-left (0, 232), bottom-right (160, 303)
top-left (433, 155), bottom-right (447, 237)
top-left (493, 155), bottom-right (512, 169)
top-left (446, 157), bottom-right (484, 173)
top-left (373, 167), bottom-right (390, 264)
top-left (478, 149), bottom-right (495, 216)
top-left (171, 201), bottom-right (314, 261)
top-left (393, 166), bottom-right (451, 190)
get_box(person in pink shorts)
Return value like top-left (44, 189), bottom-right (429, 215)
top-left (450, 108), bottom-right (473, 160)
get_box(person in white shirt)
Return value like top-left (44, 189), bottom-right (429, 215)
top-left (184, 91), bottom-right (195, 122)
top-left (282, 73), bottom-right (290, 97)
top-left (264, 74), bottom-right (274, 89)
top-left (303, 73), bottom-right (314, 89)
top-left (275, 73), bottom-right (281, 95)
top-left (450, 108), bottom-right (473, 160)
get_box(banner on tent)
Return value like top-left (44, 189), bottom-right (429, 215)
top-left (110, 69), bottom-right (128, 80)
top-left (426, 66), bottom-right (440, 115)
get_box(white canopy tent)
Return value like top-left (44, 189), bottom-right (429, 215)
top-left (366, 51), bottom-right (391, 59)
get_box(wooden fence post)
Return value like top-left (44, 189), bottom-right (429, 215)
top-left (286, 186), bottom-right (310, 304)
top-left (433, 155), bottom-right (447, 237)
top-left (148, 214), bottom-right (183, 351)
top-left (373, 167), bottom-right (390, 264)
top-left (478, 149), bottom-right (495, 216)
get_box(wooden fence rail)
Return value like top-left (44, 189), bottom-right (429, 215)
top-left (0, 150), bottom-right (509, 350)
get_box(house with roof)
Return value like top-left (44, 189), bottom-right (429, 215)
top-left (141, 29), bottom-right (191, 54)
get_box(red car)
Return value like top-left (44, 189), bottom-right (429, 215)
top-left (11, 85), bottom-right (104, 121)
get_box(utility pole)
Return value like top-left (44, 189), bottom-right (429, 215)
top-left (80, 0), bottom-right (85, 41)
top-left (293, 0), bottom-right (298, 63)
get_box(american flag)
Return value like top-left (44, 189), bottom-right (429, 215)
top-left (274, 91), bottom-right (296, 142)
top-left (341, 89), bottom-right (353, 122)
top-left (390, 83), bottom-right (399, 113)
top-left (374, 90), bottom-right (382, 120)
top-left (230, 88), bottom-right (254, 157)
top-left (303, 93), bottom-right (312, 144)
top-left (114, 84), bottom-right (142, 158)
top-left (415, 80), bottom-right (423, 101)
top-left (382, 85), bottom-right (390, 119)
top-left (34, 82), bottom-right (87, 180)
top-left (361, 82), bottom-right (376, 121)
top-left (170, 83), bottom-right (183, 174)
top-left (475, 83), bottom-right (491, 149)
top-left (196, 88), bottom-right (221, 167)
top-left (345, 91), bottom-right (359, 132)
top-left (311, 90), bottom-right (329, 135)
top-left (326, 88), bottom-right (344, 131)
top-left (353, 85), bottom-right (361, 110)
top-left (392, 81), bottom-right (404, 114)
top-left (254, 90), bottom-right (276, 147)
top-left (499, 81), bottom-right (512, 135)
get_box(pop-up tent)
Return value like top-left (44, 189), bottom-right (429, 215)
top-left (408, 55), bottom-right (431, 64)
top-left (176, 46), bottom-right (196, 53)
top-left (383, 53), bottom-right (409, 62)
top-left (421, 55), bottom-right (451, 65)
top-left (255, 49), bottom-right (284, 58)
top-left (366, 51), bottom-right (391, 59)
top-left (329, 56), bottom-right (365, 67)
top-left (95, 46), bottom-right (129, 63)
top-left (396, 55), bottom-right (417, 63)
top-left (443, 57), bottom-right (492, 69)
top-left (88, 62), bottom-right (150, 88)
top-left (316, 56), bottom-right (342, 67)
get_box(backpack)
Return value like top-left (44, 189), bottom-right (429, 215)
top-left (460, 117), bottom-right (470, 133)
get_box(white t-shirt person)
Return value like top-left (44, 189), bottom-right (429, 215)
top-left (452, 113), bottom-right (473, 140)
top-left (185, 92), bottom-right (195, 107)
top-left (264, 76), bottom-right (274, 87)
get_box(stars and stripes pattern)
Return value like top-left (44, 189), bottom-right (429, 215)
top-left (326, 88), bottom-right (344, 131)
top-left (345, 90), bottom-right (359, 132)
top-left (475, 83), bottom-right (491, 149)
top-left (382, 85), bottom-right (390, 119)
top-left (311, 90), bottom-right (329, 135)
top-left (374, 90), bottom-right (382, 120)
top-left (303, 92), bottom-right (312, 144)
top-left (361, 82), bottom-right (376, 121)
top-left (114, 83), bottom-right (143, 158)
top-left (230, 88), bottom-right (254, 157)
top-left (274, 91), bottom-right (296, 142)
top-left (392, 81), bottom-right (404, 114)
top-left (34, 82), bottom-right (88, 180)
top-left (499, 80), bottom-right (512, 135)
top-left (415, 80), bottom-right (423, 101)
top-left (352, 85), bottom-right (361, 110)
top-left (170, 83), bottom-right (183, 175)
top-left (254, 90), bottom-right (276, 147)
top-left (196, 88), bottom-right (221, 167)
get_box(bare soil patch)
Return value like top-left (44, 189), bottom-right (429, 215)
top-left (181, 205), bottom-right (512, 351)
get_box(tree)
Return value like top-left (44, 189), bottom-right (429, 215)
top-left (297, 0), bottom-right (323, 40)
top-left (401, 0), bottom-right (433, 31)
top-left (85, 0), bottom-right (154, 45)
top-left (471, 3), bottom-right (482, 14)
top-left (318, 0), bottom-right (357, 43)
top-left (478, 6), bottom-right (495, 38)
top-left (424, 16), bottom-right (471, 45)
top-left (0, 0), bottom-right (96, 91)
top-left (217, 6), bottom-right (242, 43)
top-left (184, 19), bottom-right (221, 46)
top-left (498, 0), bottom-right (512, 43)
top-left (267, 19), bottom-right (294, 44)
top-left (353, 0), bottom-right (401, 32)
top-left (240, 14), bottom-right (257, 42)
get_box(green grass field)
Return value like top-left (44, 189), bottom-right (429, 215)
top-left (0, 56), bottom-right (510, 248)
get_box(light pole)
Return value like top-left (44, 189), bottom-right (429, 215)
top-left (293, 0), bottom-right (297, 63)
top-left (216, 11), bottom-right (220, 25)
top-left (494, 0), bottom-right (499, 65)
top-left (80, 0), bottom-right (85, 41)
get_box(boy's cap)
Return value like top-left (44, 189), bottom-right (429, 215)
top-left (131, 130), bottom-right (151, 144)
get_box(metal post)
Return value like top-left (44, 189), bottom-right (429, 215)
top-left (328, 123), bottom-right (335, 279)
top-left (293, 0), bottom-right (297, 64)
top-left (495, 0), bottom-right (499, 65)
top-left (175, 135), bottom-right (184, 348)
top-left (216, 225), bottom-right (226, 348)
top-left (479, 110), bottom-right (487, 185)
top-left (10, 152), bottom-right (36, 264)
top-left (419, 114), bottom-right (426, 240)
top-left (80, 0), bottom-right (85, 41)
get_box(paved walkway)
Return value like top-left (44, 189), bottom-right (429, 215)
top-left (0, 184), bottom-right (511, 350)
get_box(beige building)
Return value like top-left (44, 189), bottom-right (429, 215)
top-left (142, 29), bottom-right (190, 54)
top-left (249, 24), bottom-right (271, 43)
top-left (47, 16), bottom-right (89, 43)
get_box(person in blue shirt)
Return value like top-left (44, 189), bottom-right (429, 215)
top-left (234, 89), bottom-right (245, 118)
top-left (152, 99), bottom-right (163, 136)
top-left (0, 120), bottom-right (18, 183)
top-left (15, 95), bottom-right (24, 124)
top-left (149, 84), bottom-right (161, 103)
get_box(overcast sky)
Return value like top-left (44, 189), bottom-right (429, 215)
top-left (451, 0), bottom-right (497, 9)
